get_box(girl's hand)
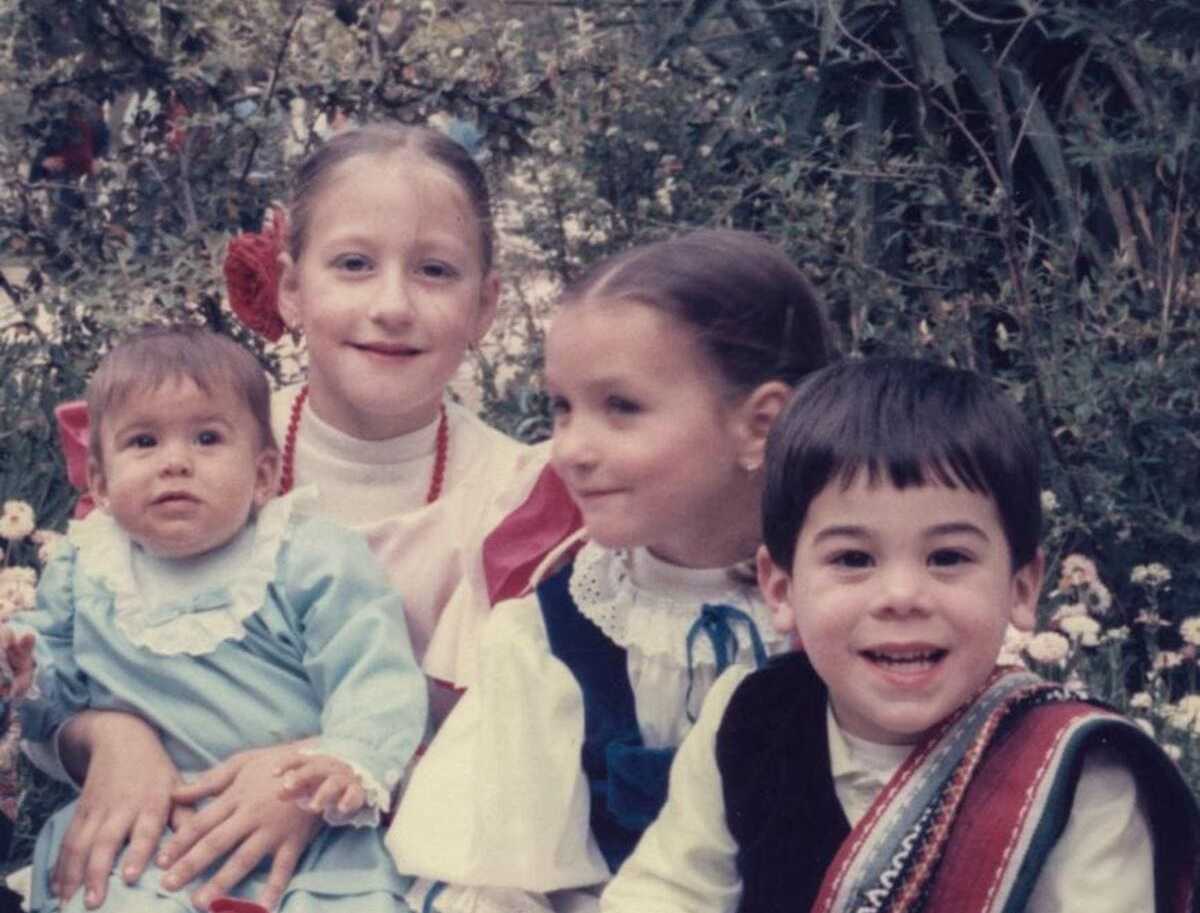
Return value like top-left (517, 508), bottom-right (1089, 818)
top-left (0, 625), bottom-right (35, 698)
top-left (52, 711), bottom-right (180, 909)
top-left (275, 753), bottom-right (366, 820)
top-left (158, 742), bottom-right (322, 912)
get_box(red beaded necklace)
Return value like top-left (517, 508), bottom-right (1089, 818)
top-left (278, 384), bottom-right (449, 504)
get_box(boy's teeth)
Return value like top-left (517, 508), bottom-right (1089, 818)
top-left (865, 649), bottom-right (944, 665)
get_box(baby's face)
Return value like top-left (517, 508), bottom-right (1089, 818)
top-left (759, 473), bottom-right (1042, 745)
top-left (90, 377), bottom-right (277, 558)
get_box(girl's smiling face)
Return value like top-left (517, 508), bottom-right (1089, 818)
top-left (279, 151), bottom-right (498, 440)
top-left (545, 298), bottom-right (767, 568)
top-left (759, 472), bottom-right (1043, 745)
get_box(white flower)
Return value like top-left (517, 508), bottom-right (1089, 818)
top-left (1052, 602), bottom-right (1087, 622)
top-left (1040, 490), bottom-right (1059, 513)
top-left (1086, 582), bottom-right (1112, 613)
top-left (1164, 744), bottom-right (1183, 762)
top-left (1131, 563), bottom-right (1172, 587)
top-left (1167, 695), bottom-right (1200, 731)
top-left (0, 567), bottom-right (36, 613)
top-left (997, 625), bottom-right (1032, 666)
top-left (1103, 625), bottom-right (1130, 643)
top-left (642, 140), bottom-right (660, 153)
top-left (1058, 615), bottom-right (1101, 646)
top-left (0, 500), bottom-right (35, 540)
top-left (1129, 692), bottom-right (1153, 710)
top-left (1180, 617), bottom-right (1200, 647)
top-left (1025, 631), bottom-right (1071, 666)
top-left (1057, 554), bottom-right (1099, 591)
top-left (32, 529), bottom-right (64, 564)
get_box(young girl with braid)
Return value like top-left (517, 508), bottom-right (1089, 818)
top-left (387, 229), bottom-right (836, 913)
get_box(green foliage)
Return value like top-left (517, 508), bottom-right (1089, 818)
top-left (0, 0), bottom-right (1198, 833)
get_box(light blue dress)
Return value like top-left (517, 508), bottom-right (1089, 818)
top-left (17, 489), bottom-right (425, 912)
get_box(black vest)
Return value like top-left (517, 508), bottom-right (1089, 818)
top-left (716, 653), bottom-right (849, 913)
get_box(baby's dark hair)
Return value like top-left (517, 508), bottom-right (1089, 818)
top-left (286, 123), bottom-right (494, 270)
top-left (560, 229), bottom-right (835, 395)
top-left (86, 325), bottom-right (276, 461)
top-left (762, 357), bottom-right (1041, 571)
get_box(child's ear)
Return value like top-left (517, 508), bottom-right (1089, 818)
top-left (757, 544), bottom-right (798, 638)
top-left (471, 271), bottom-right (501, 344)
top-left (1008, 548), bottom-right (1045, 632)
top-left (86, 457), bottom-right (109, 510)
top-left (253, 448), bottom-right (281, 510)
top-left (277, 253), bottom-right (303, 332)
top-left (734, 381), bottom-right (792, 473)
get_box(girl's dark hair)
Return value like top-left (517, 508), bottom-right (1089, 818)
top-left (286, 123), bottom-right (494, 270)
top-left (762, 357), bottom-right (1042, 571)
top-left (87, 325), bottom-right (276, 461)
top-left (560, 229), bottom-right (835, 395)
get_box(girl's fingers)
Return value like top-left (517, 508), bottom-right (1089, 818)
top-left (337, 782), bottom-right (366, 816)
top-left (307, 776), bottom-right (350, 814)
top-left (172, 755), bottom-right (244, 804)
top-left (157, 796), bottom-right (236, 870)
top-left (161, 808), bottom-right (250, 892)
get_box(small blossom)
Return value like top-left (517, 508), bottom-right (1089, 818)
top-left (1103, 625), bottom-right (1130, 643)
top-left (1025, 631), bottom-right (1071, 666)
top-left (997, 625), bottom-right (1032, 666)
top-left (0, 500), bottom-right (35, 540)
top-left (0, 567), bottom-right (36, 613)
top-left (1178, 616), bottom-right (1200, 647)
top-left (1129, 692), bottom-right (1153, 710)
top-left (1058, 615), bottom-right (1101, 646)
top-left (642, 140), bottom-right (660, 153)
top-left (1040, 490), bottom-right (1059, 513)
top-left (1167, 695), bottom-right (1200, 731)
top-left (1086, 582), bottom-right (1112, 613)
top-left (698, 144), bottom-right (712, 158)
top-left (1131, 562), bottom-right (1172, 587)
top-left (1051, 602), bottom-right (1087, 623)
top-left (1057, 553), bottom-right (1099, 592)
top-left (31, 529), bottom-right (64, 564)
top-left (1164, 744), bottom-right (1183, 762)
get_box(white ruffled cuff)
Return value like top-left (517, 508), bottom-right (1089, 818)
top-left (296, 745), bottom-right (396, 828)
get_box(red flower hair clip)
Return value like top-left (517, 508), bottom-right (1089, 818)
top-left (224, 207), bottom-right (288, 342)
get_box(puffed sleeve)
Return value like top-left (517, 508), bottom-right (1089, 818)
top-left (424, 442), bottom-right (584, 691)
top-left (387, 594), bottom-right (610, 891)
top-left (17, 544), bottom-right (92, 742)
top-left (600, 666), bottom-right (747, 913)
top-left (282, 517), bottom-right (428, 826)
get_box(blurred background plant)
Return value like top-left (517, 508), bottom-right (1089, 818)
top-left (1, 0), bottom-right (1197, 862)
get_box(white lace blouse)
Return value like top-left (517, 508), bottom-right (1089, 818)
top-left (387, 542), bottom-right (787, 904)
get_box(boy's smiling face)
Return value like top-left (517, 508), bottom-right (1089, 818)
top-left (758, 471), bottom-right (1043, 745)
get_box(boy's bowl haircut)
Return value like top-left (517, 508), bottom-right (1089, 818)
top-left (762, 357), bottom-right (1041, 571)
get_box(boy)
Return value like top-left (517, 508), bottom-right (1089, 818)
top-left (602, 357), bottom-right (1199, 913)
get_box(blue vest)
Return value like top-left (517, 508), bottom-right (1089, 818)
top-left (536, 563), bottom-right (674, 871)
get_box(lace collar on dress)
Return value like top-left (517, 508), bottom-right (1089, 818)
top-left (567, 540), bottom-right (785, 667)
top-left (68, 487), bottom-right (316, 657)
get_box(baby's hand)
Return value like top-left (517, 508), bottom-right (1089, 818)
top-left (0, 624), bottom-right (36, 699)
top-left (275, 753), bottom-right (366, 821)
